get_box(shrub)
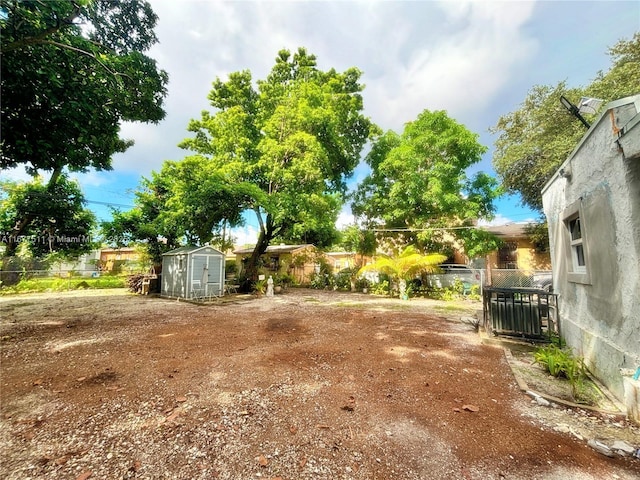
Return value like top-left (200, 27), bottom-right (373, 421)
top-left (275, 272), bottom-right (296, 287)
top-left (534, 344), bottom-right (587, 400)
top-left (333, 269), bottom-right (353, 291)
top-left (370, 280), bottom-right (390, 296)
top-left (355, 277), bottom-right (370, 291)
top-left (254, 279), bottom-right (267, 295)
top-left (309, 272), bottom-right (329, 289)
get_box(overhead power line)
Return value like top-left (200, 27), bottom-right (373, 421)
top-left (372, 226), bottom-right (480, 232)
top-left (85, 199), bottom-right (135, 209)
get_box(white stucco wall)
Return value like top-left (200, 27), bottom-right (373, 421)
top-left (542, 95), bottom-right (640, 401)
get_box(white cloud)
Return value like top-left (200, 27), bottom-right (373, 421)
top-left (365, 1), bottom-right (538, 130)
top-left (336, 208), bottom-right (356, 230)
top-left (477, 214), bottom-right (514, 227)
top-left (231, 225), bottom-right (259, 247)
top-left (477, 214), bottom-right (537, 227)
top-left (106, 1), bottom-right (540, 178)
top-left (69, 170), bottom-right (110, 188)
top-left (0, 167), bottom-right (35, 183)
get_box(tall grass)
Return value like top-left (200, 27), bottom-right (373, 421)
top-left (0, 275), bottom-right (126, 295)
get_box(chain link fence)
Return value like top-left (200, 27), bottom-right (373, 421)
top-left (487, 269), bottom-right (553, 290)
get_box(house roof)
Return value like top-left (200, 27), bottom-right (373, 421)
top-left (483, 223), bottom-right (535, 239)
top-left (162, 245), bottom-right (223, 256)
top-left (100, 247), bottom-right (137, 253)
top-left (542, 94), bottom-right (640, 194)
top-left (234, 244), bottom-right (314, 255)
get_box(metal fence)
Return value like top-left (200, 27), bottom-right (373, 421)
top-left (488, 269), bottom-right (552, 289)
top-left (482, 286), bottom-right (559, 340)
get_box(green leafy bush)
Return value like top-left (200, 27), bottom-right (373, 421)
top-left (309, 272), bottom-right (333, 290)
top-left (370, 280), bottom-right (390, 296)
top-left (253, 279), bottom-right (267, 295)
top-left (355, 277), bottom-right (370, 291)
top-left (534, 344), bottom-right (587, 400)
top-left (333, 269), bottom-right (353, 291)
top-left (275, 272), bottom-right (296, 287)
top-left (423, 279), bottom-right (481, 301)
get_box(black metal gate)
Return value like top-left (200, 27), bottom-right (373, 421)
top-left (483, 287), bottom-right (559, 340)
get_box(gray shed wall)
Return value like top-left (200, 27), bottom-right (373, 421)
top-left (161, 253), bottom-right (188, 298)
top-left (161, 247), bottom-right (224, 299)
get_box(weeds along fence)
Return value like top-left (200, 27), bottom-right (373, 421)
top-left (0, 269), bottom-right (140, 294)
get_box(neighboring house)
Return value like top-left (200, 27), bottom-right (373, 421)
top-left (50, 250), bottom-right (100, 276)
top-left (234, 244), bottom-right (319, 284)
top-left (542, 94), bottom-right (640, 412)
top-left (99, 247), bottom-right (140, 273)
top-left (484, 223), bottom-right (551, 271)
top-left (324, 251), bottom-right (373, 272)
top-left (49, 247), bottom-right (142, 276)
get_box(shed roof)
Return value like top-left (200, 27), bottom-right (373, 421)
top-left (162, 245), bottom-right (223, 256)
top-left (234, 244), bottom-right (314, 255)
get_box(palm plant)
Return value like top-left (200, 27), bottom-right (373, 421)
top-left (359, 245), bottom-right (446, 299)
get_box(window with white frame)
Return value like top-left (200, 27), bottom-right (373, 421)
top-left (567, 215), bottom-right (586, 272)
top-left (562, 200), bottom-right (591, 284)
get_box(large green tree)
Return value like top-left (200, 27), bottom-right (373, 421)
top-left (491, 33), bottom-right (640, 212)
top-left (101, 171), bottom-right (182, 266)
top-left (1, 0), bottom-right (167, 256)
top-left (352, 109), bottom-right (500, 259)
top-left (177, 48), bottom-right (375, 283)
top-left (101, 156), bottom-right (260, 265)
top-left (340, 224), bottom-right (378, 264)
top-left (0, 176), bottom-right (96, 259)
top-left (1, 0), bottom-right (167, 176)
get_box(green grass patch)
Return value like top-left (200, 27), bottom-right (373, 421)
top-left (0, 275), bottom-right (127, 295)
top-left (332, 301), bottom-right (366, 308)
top-left (434, 304), bottom-right (472, 313)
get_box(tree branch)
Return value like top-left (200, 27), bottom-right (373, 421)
top-left (253, 206), bottom-right (266, 236)
top-left (1, 2), bottom-right (83, 55)
top-left (42, 40), bottom-right (120, 78)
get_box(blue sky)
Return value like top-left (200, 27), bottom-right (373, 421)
top-left (3, 0), bottom-right (639, 245)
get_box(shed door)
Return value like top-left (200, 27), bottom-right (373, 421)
top-left (192, 254), bottom-right (223, 297)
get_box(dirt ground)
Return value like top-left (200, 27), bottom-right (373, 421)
top-left (1, 288), bottom-right (639, 480)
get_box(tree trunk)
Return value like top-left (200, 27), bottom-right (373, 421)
top-left (399, 278), bottom-right (408, 300)
top-left (241, 212), bottom-right (274, 291)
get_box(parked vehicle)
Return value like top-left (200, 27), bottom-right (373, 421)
top-left (426, 264), bottom-right (482, 289)
top-left (532, 273), bottom-right (553, 292)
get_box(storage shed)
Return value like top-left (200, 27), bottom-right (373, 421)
top-left (161, 246), bottom-right (225, 299)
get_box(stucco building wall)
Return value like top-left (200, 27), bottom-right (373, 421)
top-left (542, 95), bottom-right (640, 401)
top-left (485, 239), bottom-right (551, 271)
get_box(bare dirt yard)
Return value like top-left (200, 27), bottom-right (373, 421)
top-left (1, 288), bottom-right (639, 480)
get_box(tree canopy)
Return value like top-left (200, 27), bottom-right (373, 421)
top-left (0, 0), bottom-right (167, 262)
top-left (0, 176), bottom-right (96, 259)
top-left (352, 109), bottom-right (500, 259)
top-left (340, 225), bottom-right (377, 262)
top-left (491, 33), bottom-right (640, 212)
top-left (174, 47), bottom-right (376, 282)
top-left (0, 0), bottom-right (168, 176)
top-left (101, 157), bottom-right (259, 265)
